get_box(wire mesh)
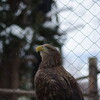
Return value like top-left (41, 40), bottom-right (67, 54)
top-left (0, 0), bottom-right (100, 100)
top-left (50, 0), bottom-right (100, 99)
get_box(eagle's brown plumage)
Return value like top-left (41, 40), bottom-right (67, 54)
top-left (34, 44), bottom-right (84, 100)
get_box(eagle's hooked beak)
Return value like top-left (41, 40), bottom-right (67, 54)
top-left (36, 45), bottom-right (46, 52)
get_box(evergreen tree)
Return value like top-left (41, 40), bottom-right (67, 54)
top-left (0, 0), bottom-right (64, 100)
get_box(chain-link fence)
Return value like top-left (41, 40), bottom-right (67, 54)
top-left (51, 0), bottom-right (100, 100)
top-left (0, 0), bottom-right (100, 100)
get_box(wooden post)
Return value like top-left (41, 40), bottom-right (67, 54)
top-left (88, 57), bottom-right (99, 100)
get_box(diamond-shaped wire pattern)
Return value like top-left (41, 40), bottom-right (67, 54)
top-left (0, 0), bottom-right (100, 99)
top-left (50, 0), bottom-right (100, 99)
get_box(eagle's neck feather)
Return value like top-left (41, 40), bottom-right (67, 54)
top-left (39, 56), bottom-right (61, 69)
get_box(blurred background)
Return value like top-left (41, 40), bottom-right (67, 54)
top-left (0, 0), bottom-right (100, 100)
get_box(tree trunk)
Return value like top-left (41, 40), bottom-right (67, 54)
top-left (0, 43), bottom-right (20, 100)
top-left (10, 54), bottom-right (20, 100)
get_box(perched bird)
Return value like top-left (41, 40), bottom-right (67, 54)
top-left (34, 44), bottom-right (84, 100)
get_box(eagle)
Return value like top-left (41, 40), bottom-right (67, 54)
top-left (34, 44), bottom-right (84, 100)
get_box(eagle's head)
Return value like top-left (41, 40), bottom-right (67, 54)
top-left (36, 44), bottom-right (62, 66)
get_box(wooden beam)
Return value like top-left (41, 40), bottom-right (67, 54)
top-left (88, 57), bottom-right (99, 100)
top-left (76, 75), bottom-right (88, 80)
top-left (97, 70), bottom-right (100, 74)
top-left (0, 89), bottom-right (35, 97)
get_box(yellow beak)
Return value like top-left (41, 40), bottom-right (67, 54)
top-left (36, 45), bottom-right (46, 52)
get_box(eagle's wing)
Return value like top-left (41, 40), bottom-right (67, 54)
top-left (62, 75), bottom-right (84, 100)
top-left (56, 66), bottom-right (84, 100)
top-left (35, 68), bottom-right (84, 100)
